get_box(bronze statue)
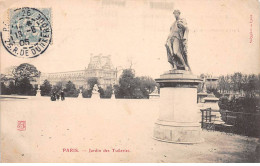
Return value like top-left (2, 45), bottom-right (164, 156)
top-left (165, 10), bottom-right (191, 71)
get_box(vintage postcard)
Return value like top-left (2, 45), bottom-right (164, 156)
top-left (0, 0), bottom-right (259, 163)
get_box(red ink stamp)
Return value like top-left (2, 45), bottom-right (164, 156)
top-left (17, 121), bottom-right (26, 131)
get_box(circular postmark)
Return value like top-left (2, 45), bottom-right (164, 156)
top-left (1, 7), bottom-right (52, 58)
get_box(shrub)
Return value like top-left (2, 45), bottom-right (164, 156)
top-left (219, 96), bottom-right (260, 137)
top-left (82, 89), bottom-right (92, 98)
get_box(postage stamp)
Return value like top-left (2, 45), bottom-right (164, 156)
top-left (1, 7), bottom-right (52, 58)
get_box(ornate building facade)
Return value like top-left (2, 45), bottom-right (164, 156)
top-left (40, 55), bottom-right (117, 89)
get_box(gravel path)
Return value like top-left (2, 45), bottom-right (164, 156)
top-left (1, 97), bottom-right (259, 162)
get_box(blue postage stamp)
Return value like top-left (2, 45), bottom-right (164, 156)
top-left (1, 7), bottom-right (52, 58)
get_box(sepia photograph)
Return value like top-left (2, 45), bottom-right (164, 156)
top-left (0, 0), bottom-right (259, 164)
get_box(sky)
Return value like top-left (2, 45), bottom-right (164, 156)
top-left (0, 0), bottom-right (259, 78)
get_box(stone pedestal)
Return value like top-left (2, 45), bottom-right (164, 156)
top-left (149, 93), bottom-right (160, 99)
top-left (197, 92), bottom-right (208, 103)
top-left (91, 84), bottom-right (100, 99)
top-left (203, 95), bottom-right (224, 125)
top-left (197, 92), bottom-right (208, 109)
top-left (91, 93), bottom-right (100, 99)
top-left (78, 92), bottom-right (83, 98)
top-left (111, 94), bottom-right (115, 99)
top-left (35, 89), bottom-right (41, 97)
top-left (154, 70), bottom-right (204, 144)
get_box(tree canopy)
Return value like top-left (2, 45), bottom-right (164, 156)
top-left (12, 63), bottom-right (41, 84)
top-left (115, 69), bottom-right (157, 99)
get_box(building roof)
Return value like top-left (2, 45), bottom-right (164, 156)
top-left (87, 55), bottom-right (114, 70)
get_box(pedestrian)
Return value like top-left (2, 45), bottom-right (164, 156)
top-left (60, 90), bottom-right (65, 101)
top-left (56, 92), bottom-right (60, 101)
top-left (51, 91), bottom-right (56, 101)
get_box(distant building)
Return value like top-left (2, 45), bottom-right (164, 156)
top-left (40, 55), bottom-right (117, 89)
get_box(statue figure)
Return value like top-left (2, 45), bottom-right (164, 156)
top-left (78, 89), bottom-right (83, 98)
top-left (152, 86), bottom-right (159, 94)
top-left (92, 84), bottom-right (99, 94)
top-left (202, 77), bottom-right (207, 93)
top-left (165, 10), bottom-right (191, 71)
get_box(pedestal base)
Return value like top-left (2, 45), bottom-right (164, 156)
top-left (78, 92), bottom-right (83, 98)
top-left (204, 96), bottom-right (225, 124)
top-left (212, 111), bottom-right (225, 124)
top-left (35, 90), bottom-right (41, 97)
top-left (149, 94), bottom-right (160, 99)
top-left (91, 93), bottom-right (100, 99)
top-left (197, 92), bottom-right (208, 103)
top-left (154, 121), bottom-right (204, 143)
top-left (154, 70), bottom-right (203, 144)
top-left (111, 94), bottom-right (115, 99)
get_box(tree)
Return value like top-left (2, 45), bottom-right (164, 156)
top-left (244, 74), bottom-right (257, 98)
top-left (64, 81), bottom-right (79, 97)
top-left (0, 82), bottom-right (8, 95)
top-left (65, 81), bottom-right (76, 91)
top-left (16, 77), bottom-right (35, 95)
top-left (113, 84), bottom-right (120, 98)
top-left (40, 80), bottom-right (52, 96)
top-left (98, 87), bottom-right (105, 98)
top-left (117, 69), bottom-right (137, 98)
top-left (82, 89), bottom-right (92, 98)
top-left (0, 74), bottom-right (8, 82)
top-left (12, 63), bottom-right (41, 86)
top-left (138, 76), bottom-right (157, 94)
top-left (82, 77), bottom-right (107, 98)
top-left (8, 81), bottom-right (16, 94)
top-left (100, 85), bottom-right (113, 98)
top-left (257, 74), bottom-right (260, 96)
top-left (116, 69), bottom-right (156, 99)
top-left (52, 81), bottom-right (66, 93)
top-left (217, 73), bottom-right (260, 98)
top-left (217, 74), bottom-right (232, 94)
top-left (230, 72), bottom-right (243, 93)
top-left (218, 76), bottom-right (225, 94)
top-left (87, 77), bottom-right (98, 89)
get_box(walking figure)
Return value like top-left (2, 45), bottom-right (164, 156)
top-left (60, 90), bottom-right (65, 101)
top-left (51, 91), bottom-right (56, 101)
top-left (56, 92), bottom-right (60, 101)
